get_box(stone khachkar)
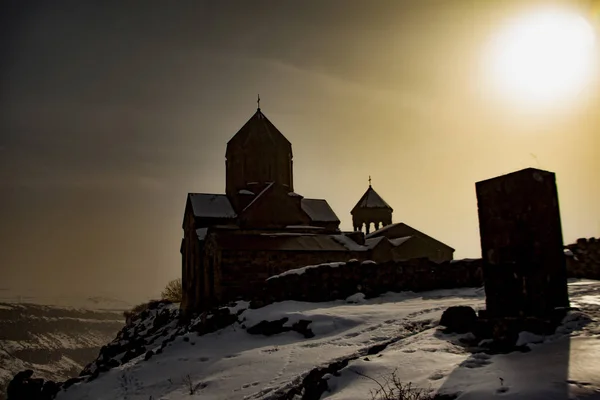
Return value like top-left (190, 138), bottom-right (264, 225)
top-left (476, 168), bottom-right (570, 319)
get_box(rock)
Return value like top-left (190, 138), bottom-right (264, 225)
top-left (247, 318), bottom-right (290, 336)
top-left (62, 377), bottom-right (84, 390)
top-left (291, 319), bottom-right (315, 338)
top-left (106, 358), bottom-right (120, 368)
top-left (41, 380), bottom-right (61, 398)
top-left (440, 306), bottom-right (478, 333)
top-left (144, 350), bottom-right (154, 361)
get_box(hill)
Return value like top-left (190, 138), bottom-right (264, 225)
top-left (27, 279), bottom-right (600, 400)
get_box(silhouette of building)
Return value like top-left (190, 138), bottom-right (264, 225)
top-left (181, 103), bottom-right (455, 312)
top-left (351, 180), bottom-right (393, 233)
top-left (181, 106), bottom-right (368, 312)
top-left (351, 180), bottom-right (454, 263)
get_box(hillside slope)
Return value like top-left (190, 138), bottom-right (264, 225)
top-left (51, 280), bottom-right (600, 400)
top-left (0, 303), bottom-right (125, 400)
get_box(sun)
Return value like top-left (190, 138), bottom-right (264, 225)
top-left (485, 8), bottom-right (598, 110)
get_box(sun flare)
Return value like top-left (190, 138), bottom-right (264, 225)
top-left (485, 8), bottom-right (598, 109)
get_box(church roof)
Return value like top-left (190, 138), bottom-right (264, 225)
top-left (188, 193), bottom-right (237, 219)
top-left (226, 109), bottom-right (292, 155)
top-left (214, 233), bottom-right (352, 252)
top-left (366, 222), bottom-right (454, 251)
top-left (351, 185), bottom-right (393, 213)
top-left (301, 199), bottom-right (340, 223)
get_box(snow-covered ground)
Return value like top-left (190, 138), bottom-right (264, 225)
top-left (56, 280), bottom-right (600, 400)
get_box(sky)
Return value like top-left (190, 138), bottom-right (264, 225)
top-left (1, 0), bottom-right (599, 304)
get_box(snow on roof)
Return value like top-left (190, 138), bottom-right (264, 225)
top-left (352, 185), bottom-right (393, 212)
top-left (390, 236), bottom-right (412, 247)
top-left (366, 222), bottom-right (454, 251)
top-left (239, 190), bottom-right (255, 195)
top-left (331, 234), bottom-right (368, 251)
top-left (267, 262), bottom-right (346, 280)
top-left (188, 193), bottom-right (237, 219)
top-left (260, 233), bottom-right (316, 237)
top-left (215, 233), bottom-right (349, 252)
top-left (365, 236), bottom-right (387, 249)
top-left (301, 198), bottom-right (340, 223)
top-left (196, 228), bottom-right (208, 241)
top-left (285, 225), bottom-right (325, 230)
top-left (242, 182), bottom-right (275, 212)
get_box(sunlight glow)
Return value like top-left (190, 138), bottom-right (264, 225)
top-left (485, 8), bottom-right (598, 110)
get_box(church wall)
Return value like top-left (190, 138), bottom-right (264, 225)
top-left (214, 248), bottom-right (367, 305)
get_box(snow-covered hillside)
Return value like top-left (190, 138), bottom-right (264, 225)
top-left (0, 302), bottom-right (125, 400)
top-left (53, 280), bottom-right (600, 400)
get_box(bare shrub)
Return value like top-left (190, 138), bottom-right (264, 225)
top-left (162, 278), bottom-right (182, 303)
top-left (182, 374), bottom-right (206, 395)
top-left (352, 369), bottom-right (434, 400)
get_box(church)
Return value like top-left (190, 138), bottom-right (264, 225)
top-left (180, 103), bottom-right (454, 312)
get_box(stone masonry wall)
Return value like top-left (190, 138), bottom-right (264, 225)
top-left (565, 237), bottom-right (600, 280)
top-left (219, 249), bottom-right (368, 304)
top-left (254, 258), bottom-right (483, 305)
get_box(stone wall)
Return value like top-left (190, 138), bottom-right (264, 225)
top-left (220, 249), bottom-right (367, 304)
top-left (565, 238), bottom-right (600, 280)
top-left (253, 258), bottom-right (483, 305)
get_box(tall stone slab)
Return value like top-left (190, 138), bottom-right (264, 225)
top-left (476, 168), bottom-right (569, 318)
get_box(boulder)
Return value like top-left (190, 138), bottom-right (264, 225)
top-left (440, 306), bottom-right (478, 333)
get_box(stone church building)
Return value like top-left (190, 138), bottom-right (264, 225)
top-left (180, 105), bottom-right (453, 312)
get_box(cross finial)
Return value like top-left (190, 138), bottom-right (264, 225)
top-left (369, 176), bottom-right (372, 187)
top-left (257, 94), bottom-right (261, 110)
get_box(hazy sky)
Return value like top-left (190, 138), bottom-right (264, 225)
top-left (1, 0), bottom-right (599, 303)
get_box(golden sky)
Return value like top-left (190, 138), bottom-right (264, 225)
top-left (1, 0), bottom-right (598, 303)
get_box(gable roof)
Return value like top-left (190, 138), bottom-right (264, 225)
top-left (226, 109), bottom-right (292, 156)
top-left (188, 193), bottom-right (237, 219)
top-left (351, 185), bottom-right (393, 213)
top-left (242, 182), bottom-right (275, 212)
top-left (366, 222), bottom-right (454, 251)
top-left (215, 233), bottom-right (350, 252)
top-left (301, 198), bottom-right (340, 223)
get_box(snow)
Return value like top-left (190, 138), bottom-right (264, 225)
top-left (285, 225), bottom-right (325, 230)
top-left (365, 236), bottom-right (386, 249)
top-left (300, 199), bottom-right (340, 222)
top-left (196, 228), bottom-right (208, 240)
top-left (267, 262), bottom-right (346, 280)
top-left (239, 190), bottom-right (255, 195)
top-left (55, 280), bottom-right (600, 400)
top-left (189, 194), bottom-right (237, 219)
top-left (346, 293), bottom-right (366, 304)
top-left (515, 331), bottom-right (545, 347)
top-left (390, 236), bottom-right (412, 247)
top-left (331, 234), bottom-right (368, 251)
top-left (260, 233), bottom-right (316, 237)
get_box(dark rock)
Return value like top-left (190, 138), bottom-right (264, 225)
top-left (291, 319), bottom-right (314, 338)
top-left (440, 306), bottom-right (478, 334)
top-left (62, 377), bottom-right (84, 390)
top-left (247, 318), bottom-right (289, 336)
top-left (41, 380), bottom-right (61, 398)
top-left (106, 358), bottom-right (120, 368)
top-left (144, 350), bottom-right (154, 361)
